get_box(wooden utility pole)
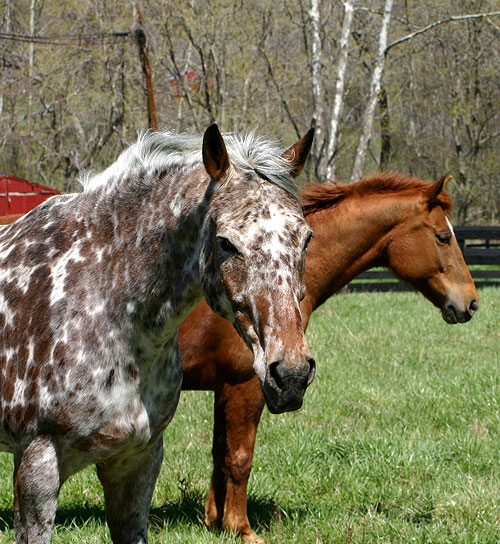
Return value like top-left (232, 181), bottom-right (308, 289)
top-left (135, 4), bottom-right (158, 131)
top-left (28, 0), bottom-right (36, 138)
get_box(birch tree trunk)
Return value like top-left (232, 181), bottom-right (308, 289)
top-left (309, 0), bottom-right (325, 178)
top-left (325, 0), bottom-right (354, 180)
top-left (351, 0), bottom-right (393, 181)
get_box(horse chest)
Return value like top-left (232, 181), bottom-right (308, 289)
top-left (135, 335), bottom-right (183, 426)
top-left (74, 338), bottom-right (182, 464)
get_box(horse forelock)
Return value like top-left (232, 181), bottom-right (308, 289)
top-left (302, 172), bottom-right (452, 217)
top-left (80, 131), bottom-right (300, 202)
top-left (222, 132), bottom-right (300, 201)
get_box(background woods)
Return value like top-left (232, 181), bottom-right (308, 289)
top-left (1, 0), bottom-right (499, 224)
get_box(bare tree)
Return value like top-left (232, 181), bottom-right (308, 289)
top-left (309, 0), bottom-right (325, 177)
top-left (0, 0), bottom-right (498, 227)
top-left (351, 0), bottom-right (393, 181)
top-left (325, 0), bottom-right (354, 180)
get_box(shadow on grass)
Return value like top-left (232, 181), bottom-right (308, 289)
top-left (0, 504), bottom-right (106, 532)
top-left (247, 495), bottom-right (281, 534)
top-left (0, 490), bottom-right (301, 537)
top-left (149, 488), bottom-right (205, 529)
top-left (149, 489), bottom-right (282, 532)
top-left (0, 510), bottom-right (13, 531)
top-left (150, 488), bottom-right (306, 539)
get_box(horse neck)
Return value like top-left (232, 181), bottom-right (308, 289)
top-left (91, 167), bottom-right (213, 330)
top-left (301, 193), bottom-right (417, 324)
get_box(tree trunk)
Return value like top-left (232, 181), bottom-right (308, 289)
top-left (351, 0), bottom-right (393, 181)
top-left (379, 85), bottom-right (391, 170)
top-left (309, 0), bottom-right (325, 179)
top-left (325, 0), bottom-right (354, 181)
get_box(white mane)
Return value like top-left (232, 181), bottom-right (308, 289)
top-left (79, 130), bottom-right (300, 200)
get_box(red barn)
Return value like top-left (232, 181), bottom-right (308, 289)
top-left (0, 175), bottom-right (60, 216)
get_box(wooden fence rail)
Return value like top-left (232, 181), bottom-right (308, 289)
top-left (346, 225), bottom-right (500, 292)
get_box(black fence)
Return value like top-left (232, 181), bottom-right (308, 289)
top-left (346, 226), bottom-right (500, 292)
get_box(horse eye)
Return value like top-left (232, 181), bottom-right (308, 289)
top-left (436, 232), bottom-right (451, 244)
top-left (303, 232), bottom-right (313, 251)
top-left (217, 236), bottom-right (238, 255)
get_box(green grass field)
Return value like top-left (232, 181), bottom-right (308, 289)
top-left (0, 288), bottom-right (498, 543)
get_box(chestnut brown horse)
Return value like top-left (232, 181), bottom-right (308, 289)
top-left (179, 173), bottom-right (478, 543)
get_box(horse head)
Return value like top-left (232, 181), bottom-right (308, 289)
top-left (387, 174), bottom-right (478, 323)
top-left (199, 125), bottom-right (316, 413)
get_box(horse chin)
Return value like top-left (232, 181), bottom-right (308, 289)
top-left (441, 307), bottom-right (458, 324)
top-left (261, 383), bottom-right (305, 414)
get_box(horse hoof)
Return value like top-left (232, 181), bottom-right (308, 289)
top-left (242, 531), bottom-right (265, 544)
top-left (204, 512), bottom-right (219, 529)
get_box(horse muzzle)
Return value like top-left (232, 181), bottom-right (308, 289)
top-left (261, 355), bottom-right (316, 414)
top-left (441, 299), bottom-right (478, 324)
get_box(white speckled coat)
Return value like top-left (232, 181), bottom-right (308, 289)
top-left (0, 125), bottom-right (315, 543)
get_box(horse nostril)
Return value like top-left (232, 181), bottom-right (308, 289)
top-left (469, 300), bottom-right (478, 315)
top-left (306, 357), bottom-right (316, 386)
top-left (269, 360), bottom-right (285, 390)
top-left (269, 357), bottom-right (316, 391)
top-left (445, 303), bottom-right (457, 320)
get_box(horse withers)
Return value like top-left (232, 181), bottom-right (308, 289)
top-left (0, 124), bottom-right (315, 543)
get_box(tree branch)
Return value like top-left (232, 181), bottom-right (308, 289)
top-left (386, 12), bottom-right (500, 53)
top-left (258, 45), bottom-right (301, 139)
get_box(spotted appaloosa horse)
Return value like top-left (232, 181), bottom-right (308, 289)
top-left (177, 173), bottom-right (478, 543)
top-left (0, 124), bottom-right (316, 543)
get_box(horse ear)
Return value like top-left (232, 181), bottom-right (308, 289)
top-left (203, 124), bottom-right (230, 181)
top-left (428, 173), bottom-right (452, 203)
top-left (282, 128), bottom-right (315, 178)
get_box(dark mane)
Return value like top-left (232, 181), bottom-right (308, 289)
top-left (302, 172), bottom-right (453, 216)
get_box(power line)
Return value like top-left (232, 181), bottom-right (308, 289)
top-left (0, 31), bottom-right (131, 46)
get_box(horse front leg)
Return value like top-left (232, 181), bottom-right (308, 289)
top-left (205, 376), bottom-right (266, 544)
top-left (96, 437), bottom-right (163, 544)
top-left (14, 437), bottom-right (61, 543)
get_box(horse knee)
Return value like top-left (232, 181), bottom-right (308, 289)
top-left (227, 447), bottom-right (253, 484)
